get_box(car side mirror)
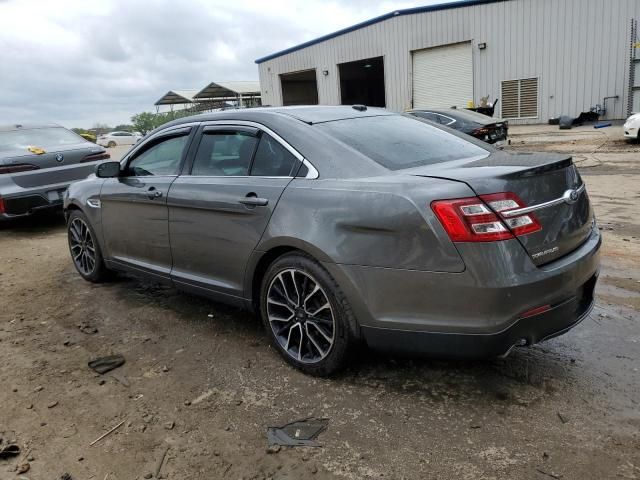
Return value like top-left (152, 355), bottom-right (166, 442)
top-left (96, 161), bottom-right (121, 178)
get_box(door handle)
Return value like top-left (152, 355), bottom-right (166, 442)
top-left (146, 187), bottom-right (163, 200)
top-left (239, 194), bottom-right (268, 207)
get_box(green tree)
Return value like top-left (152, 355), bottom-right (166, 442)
top-left (114, 124), bottom-right (134, 132)
top-left (131, 112), bottom-right (167, 135)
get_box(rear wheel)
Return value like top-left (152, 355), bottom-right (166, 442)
top-left (107, 141), bottom-right (116, 148)
top-left (260, 253), bottom-right (354, 376)
top-left (67, 210), bottom-right (110, 282)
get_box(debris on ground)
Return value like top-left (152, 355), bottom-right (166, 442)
top-left (557, 412), bottom-right (569, 424)
top-left (536, 468), bottom-right (563, 479)
top-left (17, 463), bottom-right (30, 474)
top-left (267, 418), bottom-right (329, 447)
top-left (88, 354), bottom-right (125, 374)
top-left (0, 444), bottom-right (20, 459)
top-left (89, 419), bottom-right (125, 446)
top-left (154, 445), bottom-right (170, 478)
top-left (60, 474), bottom-right (73, 480)
top-left (78, 322), bottom-right (98, 334)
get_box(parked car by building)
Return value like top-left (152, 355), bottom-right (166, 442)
top-left (623, 113), bottom-right (640, 142)
top-left (0, 123), bottom-right (109, 220)
top-left (408, 108), bottom-right (509, 145)
top-left (97, 131), bottom-right (142, 148)
top-left (64, 106), bottom-right (599, 376)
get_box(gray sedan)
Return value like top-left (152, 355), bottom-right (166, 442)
top-left (64, 106), bottom-right (600, 375)
top-left (0, 124), bottom-right (109, 220)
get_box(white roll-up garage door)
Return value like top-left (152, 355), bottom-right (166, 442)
top-left (412, 42), bottom-right (473, 109)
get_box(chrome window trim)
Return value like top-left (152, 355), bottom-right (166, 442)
top-left (501, 184), bottom-right (586, 218)
top-left (436, 114), bottom-right (456, 126)
top-left (199, 120), bottom-right (319, 179)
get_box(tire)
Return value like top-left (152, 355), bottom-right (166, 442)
top-left (67, 210), bottom-right (111, 283)
top-left (260, 252), bottom-right (354, 376)
top-left (107, 141), bottom-right (116, 148)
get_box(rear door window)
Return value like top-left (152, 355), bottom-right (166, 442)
top-left (250, 134), bottom-right (298, 177)
top-left (191, 131), bottom-right (258, 176)
top-left (317, 114), bottom-right (488, 170)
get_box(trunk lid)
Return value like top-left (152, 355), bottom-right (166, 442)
top-left (1, 144), bottom-right (106, 188)
top-left (407, 150), bottom-right (593, 265)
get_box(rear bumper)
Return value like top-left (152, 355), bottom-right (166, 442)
top-left (324, 226), bottom-right (601, 358)
top-left (0, 185), bottom-right (68, 219)
top-left (362, 273), bottom-right (596, 358)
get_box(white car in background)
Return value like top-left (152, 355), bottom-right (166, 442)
top-left (623, 113), bottom-right (640, 142)
top-left (97, 131), bottom-right (142, 148)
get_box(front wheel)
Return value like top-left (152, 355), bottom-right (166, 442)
top-left (107, 141), bottom-right (116, 148)
top-left (260, 253), bottom-right (354, 376)
top-left (67, 210), bottom-right (110, 282)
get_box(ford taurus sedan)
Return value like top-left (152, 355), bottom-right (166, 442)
top-left (1, 124), bottom-right (109, 220)
top-left (64, 106), bottom-right (600, 375)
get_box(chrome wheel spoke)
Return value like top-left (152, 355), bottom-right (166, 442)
top-left (308, 301), bottom-right (330, 317)
top-left (267, 268), bottom-right (335, 364)
top-left (307, 320), bottom-right (332, 343)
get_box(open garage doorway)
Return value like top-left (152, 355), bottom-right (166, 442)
top-left (338, 56), bottom-right (385, 107)
top-left (280, 70), bottom-right (319, 106)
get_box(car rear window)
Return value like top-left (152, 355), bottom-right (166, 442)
top-left (317, 115), bottom-right (489, 170)
top-left (0, 127), bottom-right (83, 153)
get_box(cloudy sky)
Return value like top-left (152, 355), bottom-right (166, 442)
top-left (0, 0), bottom-right (457, 128)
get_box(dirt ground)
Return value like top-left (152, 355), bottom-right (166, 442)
top-left (1, 126), bottom-right (639, 480)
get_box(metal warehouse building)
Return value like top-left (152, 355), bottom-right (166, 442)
top-left (256, 0), bottom-right (640, 123)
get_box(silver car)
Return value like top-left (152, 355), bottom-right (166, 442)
top-left (64, 106), bottom-right (600, 375)
top-left (0, 124), bottom-right (109, 220)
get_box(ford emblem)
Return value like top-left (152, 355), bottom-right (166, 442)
top-left (563, 188), bottom-right (579, 205)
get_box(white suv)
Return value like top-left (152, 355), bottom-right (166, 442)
top-left (623, 113), bottom-right (640, 142)
top-left (97, 131), bottom-right (142, 147)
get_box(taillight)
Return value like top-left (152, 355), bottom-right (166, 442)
top-left (81, 152), bottom-right (111, 163)
top-left (479, 192), bottom-right (542, 236)
top-left (0, 197), bottom-right (5, 215)
top-left (0, 164), bottom-right (39, 174)
top-left (431, 192), bottom-right (541, 242)
top-left (472, 127), bottom-right (491, 135)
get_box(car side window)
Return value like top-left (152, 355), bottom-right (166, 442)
top-left (415, 112), bottom-right (438, 122)
top-left (250, 133), bottom-right (299, 177)
top-left (191, 131), bottom-right (258, 176)
top-left (126, 134), bottom-right (188, 176)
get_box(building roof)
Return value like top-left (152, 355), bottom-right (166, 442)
top-left (154, 89), bottom-right (200, 106)
top-left (255, 0), bottom-right (507, 64)
top-left (194, 81), bottom-right (261, 100)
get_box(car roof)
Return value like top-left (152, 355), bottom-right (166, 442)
top-left (164, 105), bottom-right (394, 128)
top-left (0, 123), bottom-right (62, 132)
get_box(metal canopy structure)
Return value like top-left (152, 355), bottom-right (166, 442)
top-left (194, 81), bottom-right (261, 107)
top-left (154, 89), bottom-right (200, 106)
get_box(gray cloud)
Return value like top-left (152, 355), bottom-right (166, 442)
top-left (0, 0), bottom-right (447, 127)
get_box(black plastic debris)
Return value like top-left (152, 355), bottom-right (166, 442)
top-left (0, 444), bottom-right (20, 459)
top-left (267, 418), bottom-right (329, 447)
top-left (88, 355), bottom-right (125, 374)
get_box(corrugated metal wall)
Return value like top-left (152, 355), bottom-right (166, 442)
top-left (257, 0), bottom-right (640, 123)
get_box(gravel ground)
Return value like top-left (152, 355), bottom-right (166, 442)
top-left (0, 129), bottom-right (639, 480)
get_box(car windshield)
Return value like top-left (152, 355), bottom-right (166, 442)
top-left (317, 114), bottom-right (489, 170)
top-left (0, 127), bottom-right (83, 153)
